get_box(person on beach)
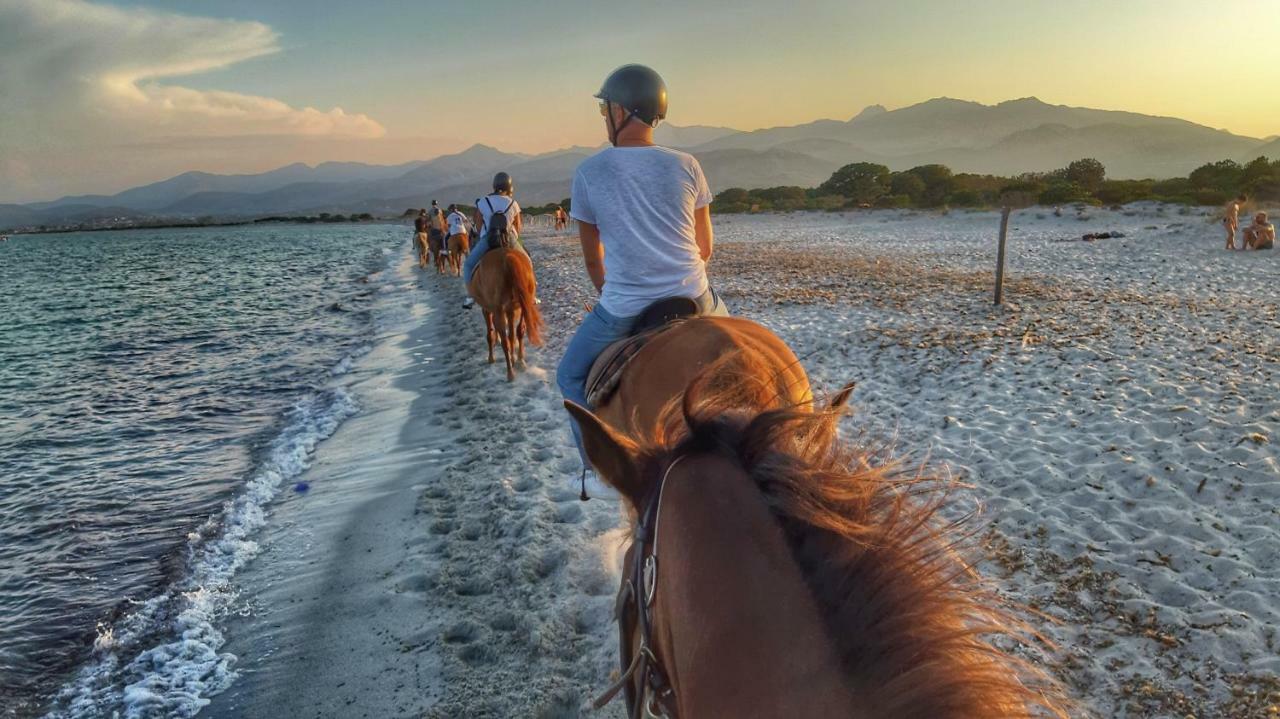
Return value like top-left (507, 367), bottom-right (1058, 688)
top-left (1223, 194), bottom-right (1247, 250)
top-left (427, 200), bottom-right (448, 258)
top-left (413, 209), bottom-right (430, 268)
top-left (555, 64), bottom-right (726, 498)
top-left (554, 205), bottom-right (568, 230)
top-left (446, 204), bottom-right (468, 242)
top-left (1243, 211), bottom-right (1275, 250)
top-left (461, 172), bottom-right (528, 307)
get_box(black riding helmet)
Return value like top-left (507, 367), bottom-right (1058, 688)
top-left (595, 64), bottom-right (667, 145)
top-left (492, 172), bottom-right (513, 194)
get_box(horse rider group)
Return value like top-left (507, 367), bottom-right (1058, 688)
top-left (413, 64), bottom-right (724, 499)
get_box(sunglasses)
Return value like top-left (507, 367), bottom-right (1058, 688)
top-left (598, 101), bottom-right (610, 117)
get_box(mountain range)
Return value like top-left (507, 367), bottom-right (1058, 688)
top-left (3, 97), bottom-right (1275, 230)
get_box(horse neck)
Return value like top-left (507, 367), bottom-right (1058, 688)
top-left (651, 453), bottom-right (860, 718)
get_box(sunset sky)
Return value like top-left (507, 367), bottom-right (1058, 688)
top-left (3, 0), bottom-right (1279, 203)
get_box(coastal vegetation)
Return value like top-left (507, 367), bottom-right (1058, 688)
top-left (712, 157), bottom-right (1280, 213)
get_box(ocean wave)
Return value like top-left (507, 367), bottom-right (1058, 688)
top-left (46, 386), bottom-right (359, 719)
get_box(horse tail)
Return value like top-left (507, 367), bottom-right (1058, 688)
top-left (507, 252), bottom-right (542, 346)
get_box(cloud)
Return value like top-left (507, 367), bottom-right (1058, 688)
top-left (0, 0), bottom-right (384, 201)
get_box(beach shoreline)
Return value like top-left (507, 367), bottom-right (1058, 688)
top-left (188, 206), bottom-right (1275, 717)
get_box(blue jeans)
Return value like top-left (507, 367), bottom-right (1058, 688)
top-left (463, 234), bottom-right (526, 285)
top-left (556, 287), bottom-right (728, 467)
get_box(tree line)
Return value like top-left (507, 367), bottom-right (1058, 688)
top-left (712, 157), bottom-right (1280, 213)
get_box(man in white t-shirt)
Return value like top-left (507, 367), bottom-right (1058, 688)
top-left (446, 204), bottom-right (468, 239)
top-left (555, 64), bottom-right (727, 499)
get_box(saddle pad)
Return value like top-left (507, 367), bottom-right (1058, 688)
top-left (585, 321), bottom-right (686, 408)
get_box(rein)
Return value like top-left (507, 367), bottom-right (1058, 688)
top-left (592, 455), bottom-right (687, 718)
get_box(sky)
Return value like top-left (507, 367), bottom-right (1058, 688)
top-left (2, 0), bottom-right (1279, 204)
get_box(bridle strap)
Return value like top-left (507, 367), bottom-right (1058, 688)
top-left (592, 455), bottom-right (688, 717)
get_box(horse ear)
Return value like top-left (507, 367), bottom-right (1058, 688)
top-left (564, 401), bottom-right (642, 503)
top-left (827, 382), bottom-right (856, 412)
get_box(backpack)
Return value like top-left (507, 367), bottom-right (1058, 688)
top-left (483, 196), bottom-right (515, 251)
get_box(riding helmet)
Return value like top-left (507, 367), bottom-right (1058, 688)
top-left (492, 172), bottom-right (513, 193)
top-left (595, 64), bottom-right (667, 126)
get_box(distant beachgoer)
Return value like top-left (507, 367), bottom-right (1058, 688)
top-left (555, 64), bottom-right (726, 497)
top-left (461, 172), bottom-right (528, 307)
top-left (1223, 194), bottom-right (1247, 250)
top-left (1243, 211), bottom-right (1275, 250)
top-left (554, 205), bottom-right (568, 230)
top-left (413, 209), bottom-right (430, 268)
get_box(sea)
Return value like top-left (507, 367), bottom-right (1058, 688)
top-left (0, 224), bottom-right (411, 717)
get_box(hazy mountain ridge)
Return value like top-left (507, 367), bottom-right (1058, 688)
top-left (5, 99), bottom-right (1277, 230)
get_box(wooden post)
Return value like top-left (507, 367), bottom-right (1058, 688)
top-left (994, 206), bottom-right (1011, 305)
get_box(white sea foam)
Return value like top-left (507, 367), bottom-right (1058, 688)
top-left (47, 386), bottom-right (359, 718)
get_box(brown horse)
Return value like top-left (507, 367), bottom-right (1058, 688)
top-left (414, 231), bottom-right (430, 269)
top-left (565, 318), bottom-right (1069, 718)
top-left (447, 232), bottom-right (469, 276)
top-left (428, 230), bottom-right (448, 274)
top-left (467, 248), bottom-right (542, 380)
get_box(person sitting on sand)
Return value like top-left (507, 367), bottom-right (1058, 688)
top-left (461, 172), bottom-right (528, 307)
top-left (1223, 194), bottom-right (1247, 250)
top-left (1243, 211), bottom-right (1275, 250)
top-left (556, 64), bottom-right (727, 499)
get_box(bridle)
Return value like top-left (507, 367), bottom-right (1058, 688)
top-left (592, 455), bottom-right (687, 718)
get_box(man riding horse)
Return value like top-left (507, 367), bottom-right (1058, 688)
top-left (555, 64), bottom-right (726, 499)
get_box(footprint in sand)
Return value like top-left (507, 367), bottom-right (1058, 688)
top-left (443, 620), bottom-right (482, 644)
top-left (395, 573), bottom-right (433, 595)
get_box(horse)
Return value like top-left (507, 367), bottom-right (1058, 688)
top-left (564, 317), bottom-right (1069, 718)
top-left (467, 248), bottom-right (542, 381)
top-left (428, 230), bottom-right (448, 274)
top-left (414, 231), bottom-right (430, 269)
top-left (447, 232), bottom-right (470, 276)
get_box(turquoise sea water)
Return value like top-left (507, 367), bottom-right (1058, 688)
top-left (0, 224), bottom-right (406, 717)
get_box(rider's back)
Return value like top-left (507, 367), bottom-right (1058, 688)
top-left (571, 145), bottom-right (711, 317)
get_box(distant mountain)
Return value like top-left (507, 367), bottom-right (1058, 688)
top-left (5, 104), bottom-right (1275, 231)
top-left (654, 124), bottom-right (741, 148)
top-left (691, 97), bottom-right (1265, 177)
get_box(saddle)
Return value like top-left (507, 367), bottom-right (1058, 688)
top-left (585, 297), bottom-right (700, 408)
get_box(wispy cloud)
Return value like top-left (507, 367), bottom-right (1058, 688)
top-left (0, 0), bottom-right (384, 201)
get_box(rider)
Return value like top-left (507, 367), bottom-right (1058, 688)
top-left (555, 64), bottom-right (726, 498)
top-left (427, 200), bottom-right (447, 256)
top-left (446, 203), bottom-right (468, 242)
top-left (462, 172), bottom-right (527, 307)
top-left (413, 208), bottom-right (430, 267)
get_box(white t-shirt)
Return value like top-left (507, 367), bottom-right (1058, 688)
top-left (446, 210), bottom-right (467, 235)
top-left (570, 145), bottom-right (712, 317)
top-left (476, 194), bottom-right (520, 235)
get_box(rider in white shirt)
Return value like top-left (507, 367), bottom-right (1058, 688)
top-left (555, 64), bottom-right (726, 499)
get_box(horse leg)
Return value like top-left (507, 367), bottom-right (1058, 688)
top-left (495, 308), bottom-right (514, 381)
top-left (483, 310), bottom-right (496, 364)
top-left (514, 309), bottom-right (527, 368)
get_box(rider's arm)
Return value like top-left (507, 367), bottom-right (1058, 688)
top-left (513, 210), bottom-right (523, 234)
top-left (578, 221), bottom-right (606, 294)
top-left (694, 205), bottom-right (714, 261)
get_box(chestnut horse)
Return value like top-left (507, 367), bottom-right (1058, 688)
top-left (467, 248), bottom-right (542, 381)
top-left (428, 231), bottom-right (448, 275)
top-left (565, 318), bottom-right (1068, 718)
top-left (447, 232), bottom-right (469, 277)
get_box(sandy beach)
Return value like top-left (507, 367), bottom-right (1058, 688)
top-left (203, 205), bottom-right (1277, 718)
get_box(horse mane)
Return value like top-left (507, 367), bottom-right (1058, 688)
top-left (637, 360), bottom-right (1072, 718)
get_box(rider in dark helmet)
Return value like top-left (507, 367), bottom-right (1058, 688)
top-left (556, 64), bottom-right (727, 499)
top-left (594, 64), bottom-right (667, 147)
top-left (462, 171), bottom-right (529, 306)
